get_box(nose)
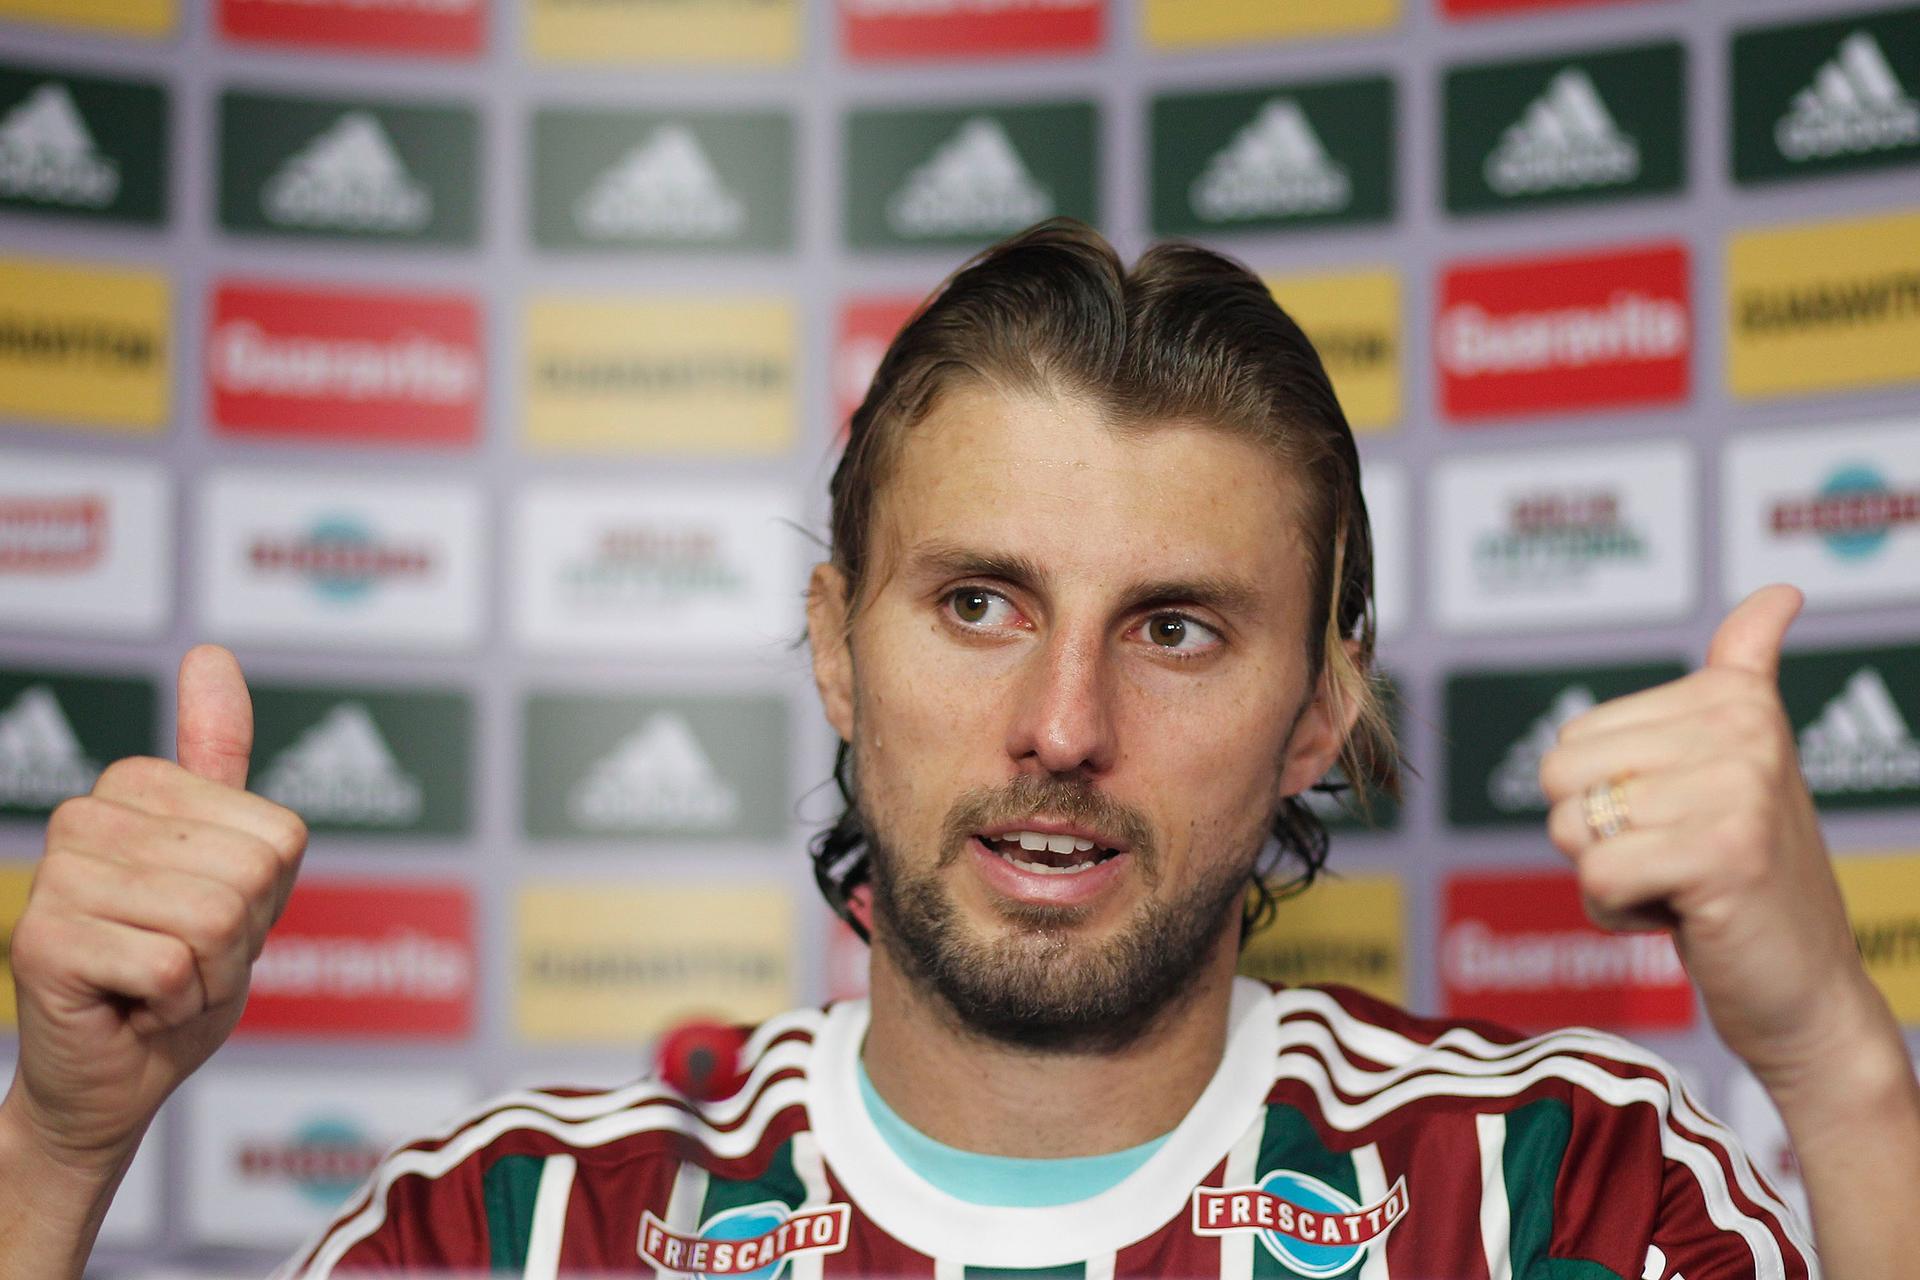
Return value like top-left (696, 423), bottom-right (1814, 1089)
top-left (1005, 626), bottom-right (1118, 778)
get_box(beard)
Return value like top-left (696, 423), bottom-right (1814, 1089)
top-left (863, 774), bottom-right (1260, 1054)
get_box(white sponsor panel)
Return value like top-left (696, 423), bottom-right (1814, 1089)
top-left (0, 450), bottom-right (169, 636)
top-left (1361, 460), bottom-right (1408, 639)
top-left (184, 1066), bottom-right (474, 1247)
top-left (1724, 418), bottom-right (1920, 610)
top-left (198, 471), bottom-right (484, 651)
top-left (513, 480), bottom-right (799, 656)
top-left (1432, 439), bottom-right (1695, 633)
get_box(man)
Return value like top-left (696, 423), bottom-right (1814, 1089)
top-left (3, 220), bottom-right (1916, 1278)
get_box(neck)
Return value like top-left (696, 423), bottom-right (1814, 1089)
top-left (857, 924), bottom-right (1242, 1158)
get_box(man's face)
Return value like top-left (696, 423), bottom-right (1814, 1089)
top-left (812, 384), bottom-right (1344, 1049)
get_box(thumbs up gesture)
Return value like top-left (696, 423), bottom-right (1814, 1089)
top-left (2, 646), bottom-right (307, 1180)
top-left (1538, 585), bottom-right (1879, 1082)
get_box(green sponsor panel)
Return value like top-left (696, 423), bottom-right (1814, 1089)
top-left (1445, 661), bottom-right (1685, 828)
top-left (0, 667), bottom-right (155, 819)
top-left (1781, 643), bottom-right (1920, 813)
top-left (249, 684), bottom-right (470, 837)
top-left (218, 89), bottom-right (479, 245)
top-left (1444, 40), bottom-right (1685, 215)
top-left (1732, 5), bottom-right (1920, 185)
top-left (844, 101), bottom-right (1097, 251)
top-left (531, 107), bottom-right (793, 252)
top-left (1304, 674), bottom-right (1402, 834)
top-left (524, 691), bottom-right (787, 842)
top-left (1150, 76), bottom-right (1394, 236)
top-left (0, 60), bottom-right (166, 226)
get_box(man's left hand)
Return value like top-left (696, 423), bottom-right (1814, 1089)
top-left (1539, 583), bottom-right (1879, 1088)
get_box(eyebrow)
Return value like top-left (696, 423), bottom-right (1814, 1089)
top-left (905, 538), bottom-right (1267, 619)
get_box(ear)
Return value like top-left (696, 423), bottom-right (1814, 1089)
top-left (807, 562), bottom-right (856, 743)
top-left (1274, 638), bottom-right (1367, 801)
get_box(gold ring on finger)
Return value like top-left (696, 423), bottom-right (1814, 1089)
top-left (1582, 776), bottom-right (1632, 841)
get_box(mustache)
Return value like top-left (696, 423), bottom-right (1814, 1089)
top-left (938, 776), bottom-right (1157, 870)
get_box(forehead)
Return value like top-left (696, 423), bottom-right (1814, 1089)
top-left (872, 383), bottom-right (1311, 592)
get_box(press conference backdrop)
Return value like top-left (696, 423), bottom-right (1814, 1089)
top-left (0, 0), bottom-right (1917, 1269)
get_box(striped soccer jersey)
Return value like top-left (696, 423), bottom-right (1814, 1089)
top-left (281, 979), bottom-right (1816, 1279)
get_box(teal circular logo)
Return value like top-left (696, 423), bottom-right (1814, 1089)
top-left (1818, 465), bottom-right (1892, 561)
top-left (306, 515), bottom-right (380, 602)
top-left (695, 1201), bottom-right (792, 1280)
top-left (1256, 1171), bottom-right (1371, 1278)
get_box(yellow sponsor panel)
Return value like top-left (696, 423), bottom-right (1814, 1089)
top-left (517, 883), bottom-right (793, 1042)
top-left (1144, 0), bottom-right (1396, 49)
top-left (1265, 268), bottom-right (1401, 433)
top-left (0, 0), bottom-right (173, 36)
top-left (0, 865), bottom-right (36, 1030)
top-left (0, 258), bottom-right (169, 433)
top-left (1835, 852), bottom-right (1920, 1026)
top-left (524, 295), bottom-right (795, 454)
top-left (528, 0), bottom-right (798, 65)
top-left (1727, 208), bottom-right (1920, 400)
top-left (1239, 872), bottom-right (1404, 1006)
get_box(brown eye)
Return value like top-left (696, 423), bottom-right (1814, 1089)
top-left (1148, 615), bottom-right (1187, 647)
top-left (952, 589), bottom-right (992, 624)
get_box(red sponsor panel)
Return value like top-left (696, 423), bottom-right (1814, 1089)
top-left (1436, 242), bottom-right (1690, 423)
top-left (209, 281), bottom-right (483, 447)
top-left (1443, 0), bottom-right (1651, 16)
top-left (237, 879), bottom-right (475, 1039)
top-left (841, 0), bottom-right (1103, 60)
top-left (1440, 870), bottom-right (1694, 1033)
top-left (834, 295), bottom-right (923, 435)
top-left (218, 0), bottom-right (485, 56)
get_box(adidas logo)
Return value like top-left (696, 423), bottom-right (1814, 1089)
top-left (574, 124), bottom-right (746, 242)
top-left (263, 111), bottom-right (431, 233)
top-left (1485, 69), bottom-right (1640, 196)
top-left (0, 684), bottom-right (101, 808)
top-left (886, 117), bottom-right (1052, 239)
top-left (1798, 667), bottom-right (1920, 794)
top-left (567, 713), bottom-right (739, 831)
top-left (1776, 31), bottom-right (1920, 161)
top-left (1190, 99), bottom-right (1350, 222)
top-left (1488, 686), bottom-right (1596, 812)
top-left (0, 82), bottom-right (119, 209)
top-left (258, 703), bottom-right (423, 826)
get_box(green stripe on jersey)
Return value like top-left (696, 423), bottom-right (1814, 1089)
top-left (1499, 1099), bottom-right (1623, 1278)
top-left (699, 1136), bottom-right (808, 1220)
top-left (1254, 1104), bottom-right (1361, 1279)
top-left (482, 1153), bottom-right (547, 1272)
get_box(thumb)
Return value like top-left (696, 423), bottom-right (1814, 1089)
top-left (176, 644), bottom-right (253, 789)
top-left (1706, 583), bottom-right (1804, 680)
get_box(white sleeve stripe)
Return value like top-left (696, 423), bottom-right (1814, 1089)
top-left (1475, 1113), bottom-right (1512, 1280)
top-left (523, 1154), bottom-right (576, 1280)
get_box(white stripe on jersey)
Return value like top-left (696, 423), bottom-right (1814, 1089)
top-left (788, 1132), bottom-right (831, 1280)
top-left (1217, 1114), bottom-right (1263, 1280)
top-left (1475, 1113), bottom-right (1512, 1280)
top-left (1352, 1142), bottom-right (1393, 1280)
top-left (525, 1154), bottom-right (576, 1280)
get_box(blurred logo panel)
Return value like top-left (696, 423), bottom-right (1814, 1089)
top-left (1834, 851), bottom-right (1920, 1026)
top-left (0, 450), bottom-right (170, 636)
top-left (0, 256), bottom-right (168, 432)
top-left (0, 0), bottom-right (173, 35)
top-left (1432, 439), bottom-right (1695, 633)
top-left (527, 0), bottom-right (799, 65)
top-left (1445, 661), bottom-right (1687, 828)
top-left (197, 471), bottom-right (485, 652)
top-left (1443, 41), bottom-right (1684, 215)
top-left (0, 666), bottom-right (156, 819)
top-left (844, 102), bottom-right (1096, 251)
top-left (218, 90), bottom-right (479, 246)
top-left (1440, 0), bottom-right (1659, 23)
top-left (516, 883), bottom-right (793, 1042)
top-left (1733, 7), bottom-right (1920, 186)
top-left (1152, 79), bottom-right (1395, 236)
top-left (1781, 647), bottom-right (1920, 813)
top-left (1723, 418), bottom-right (1920, 610)
top-left (512, 481), bottom-right (798, 657)
top-left (834, 294), bottom-right (922, 434)
top-left (840, 0), bottom-right (1102, 60)
top-left (1142, 0), bottom-right (1395, 49)
top-left (218, 0), bottom-right (486, 55)
top-left (1441, 870), bottom-right (1694, 1033)
top-left (237, 879), bottom-right (476, 1038)
top-left (1726, 209), bottom-right (1920, 400)
top-left (1263, 268), bottom-right (1400, 431)
top-left (0, 863), bottom-right (32, 1028)
top-left (522, 295), bottom-right (794, 454)
top-left (523, 692), bottom-right (788, 842)
top-left (0, 61), bottom-right (167, 227)
top-left (531, 108), bottom-right (793, 253)
top-left (1437, 242), bottom-right (1690, 422)
top-left (185, 1067), bottom-right (475, 1246)
top-left (250, 684), bottom-right (471, 835)
top-left (209, 281), bottom-right (482, 446)
top-left (1240, 873), bottom-right (1405, 1006)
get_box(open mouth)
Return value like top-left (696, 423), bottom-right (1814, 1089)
top-left (977, 830), bottom-right (1123, 877)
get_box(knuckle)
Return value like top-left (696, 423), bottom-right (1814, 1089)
top-left (150, 939), bottom-right (198, 998)
top-left (96, 754), bottom-right (169, 796)
top-left (235, 842), bottom-right (281, 902)
top-left (187, 882), bottom-right (249, 952)
top-left (45, 795), bottom-right (98, 842)
top-left (264, 808), bottom-right (308, 862)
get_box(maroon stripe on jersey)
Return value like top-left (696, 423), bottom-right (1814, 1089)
top-left (1654, 1103), bottom-right (1814, 1277)
top-left (821, 1162), bottom-right (936, 1277)
top-left (1376, 1110), bottom-right (1493, 1280)
top-left (1114, 1155), bottom-right (1231, 1278)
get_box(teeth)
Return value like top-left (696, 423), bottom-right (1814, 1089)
top-left (1005, 830), bottom-right (1102, 854)
top-left (1001, 853), bottom-right (1097, 876)
top-left (1045, 834), bottom-right (1078, 855)
top-left (1017, 831), bottom-right (1047, 852)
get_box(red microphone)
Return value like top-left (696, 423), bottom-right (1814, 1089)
top-left (655, 1019), bottom-right (749, 1101)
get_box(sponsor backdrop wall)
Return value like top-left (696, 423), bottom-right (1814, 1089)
top-left (1, 0), bottom-right (1917, 1268)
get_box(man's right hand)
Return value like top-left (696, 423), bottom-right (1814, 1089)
top-left (2, 644), bottom-right (306, 1184)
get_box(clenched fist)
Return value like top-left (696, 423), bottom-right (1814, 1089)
top-left (0, 646), bottom-right (305, 1274)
